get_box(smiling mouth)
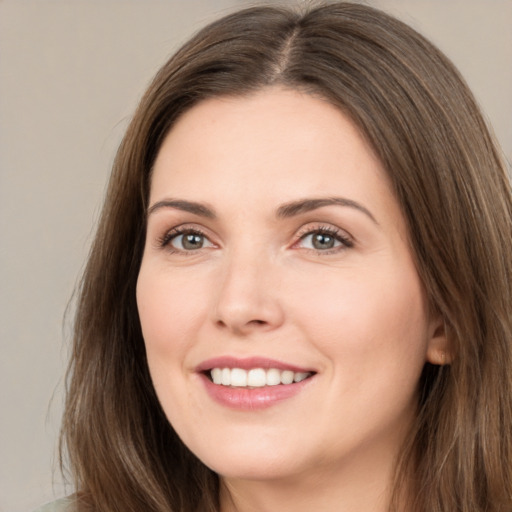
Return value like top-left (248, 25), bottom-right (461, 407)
top-left (206, 367), bottom-right (315, 388)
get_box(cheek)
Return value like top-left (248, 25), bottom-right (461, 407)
top-left (292, 264), bottom-right (429, 443)
top-left (137, 264), bottom-right (209, 351)
top-left (136, 266), bottom-right (208, 424)
top-left (290, 261), bottom-right (429, 374)
top-left (136, 268), bottom-right (203, 397)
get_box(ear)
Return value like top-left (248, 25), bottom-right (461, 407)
top-left (425, 314), bottom-right (453, 366)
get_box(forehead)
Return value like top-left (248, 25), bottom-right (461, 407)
top-left (150, 87), bottom-right (398, 223)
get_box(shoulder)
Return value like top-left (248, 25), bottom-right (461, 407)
top-left (32, 498), bottom-right (74, 512)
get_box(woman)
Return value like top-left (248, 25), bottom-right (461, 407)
top-left (47, 2), bottom-right (512, 511)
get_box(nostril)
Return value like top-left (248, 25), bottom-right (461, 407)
top-left (213, 298), bottom-right (284, 333)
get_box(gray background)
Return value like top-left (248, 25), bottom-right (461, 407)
top-left (1, 1), bottom-right (511, 511)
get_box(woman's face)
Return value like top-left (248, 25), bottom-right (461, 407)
top-left (137, 88), bottom-right (443, 484)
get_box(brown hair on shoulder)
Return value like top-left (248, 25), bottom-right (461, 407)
top-left (60, 3), bottom-right (512, 511)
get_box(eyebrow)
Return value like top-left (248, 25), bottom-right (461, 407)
top-left (276, 197), bottom-right (378, 224)
top-left (147, 199), bottom-right (216, 218)
top-left (147, 196), bottom-right (377, 224)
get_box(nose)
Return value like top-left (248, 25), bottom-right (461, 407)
top-left (212, 249), bottom-right (285, 336)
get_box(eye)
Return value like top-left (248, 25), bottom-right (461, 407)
top-left (160, 228), bottom-right (215, 252)
top-left (302, 232), bottom-right (339, 250)
top-left (296, 227), bottom-right (353, 252)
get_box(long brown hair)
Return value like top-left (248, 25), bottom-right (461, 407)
top-left (61, 2), bottom-right (512, 511)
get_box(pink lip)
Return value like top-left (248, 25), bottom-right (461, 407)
top-left (199, 374), bottom-right (313, 410)
top-left (195, 356), bottom-right (316, 411)
top-left (196, 356), bottom-right (313, 373)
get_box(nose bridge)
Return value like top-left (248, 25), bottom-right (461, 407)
top-left (213, 240), bottom-right (284, 334)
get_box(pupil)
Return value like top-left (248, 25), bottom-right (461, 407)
top-left (183, 234), bottom-right (203, 250)
top-left (313, 233), bottom-right (334, 250)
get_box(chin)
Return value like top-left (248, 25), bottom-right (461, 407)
top-left (209, 456), bottom-right (302, 482)
top-left (185, 433), bottom-right (307, 481)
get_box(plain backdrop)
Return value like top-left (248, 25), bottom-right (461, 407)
top-left (1, 1), bottom-right (511, 511)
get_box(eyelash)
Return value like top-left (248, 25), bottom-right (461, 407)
top-left (294, 225), bottom-right (354, 254)
top-left (157, 225), bottom-right (211, 254)
top-left (157, 224), bottom-right (354, 255)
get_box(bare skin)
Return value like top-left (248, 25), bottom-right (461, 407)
top-left (137, 88), bottom-right (448, 512)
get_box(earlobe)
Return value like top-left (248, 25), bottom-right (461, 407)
top-left (427, 348), bottom-right (451, 366)
top-left (426, 318), bottom-right (453, 366)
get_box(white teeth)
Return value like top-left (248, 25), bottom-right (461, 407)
top-left (247, 368), bottom-right (266, 387)
top-left (280, 370), bottom-right (294, 385)
top-left (209, 367), bottom-right (312, 387)
top-left (294, 372), bottom-right (310, 383)
top-left (221, 368), bottom-right (231, 386)
top-left (211, 368), bottom-right (222, 385)
top-left (230, 368), bottom-right (247, 387)
top-left (266, 368), bottom-right (281, 386)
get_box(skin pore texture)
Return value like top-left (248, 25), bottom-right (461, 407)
top-left (136, 88), bottom-right (447, 512)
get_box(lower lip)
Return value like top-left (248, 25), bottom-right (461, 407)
top-left (199, 373), bottom-right (313, 410)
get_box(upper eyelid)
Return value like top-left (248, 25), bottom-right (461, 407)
top-left (294, 222), bottom-right (353, 240)
top-left (160, 222), bottom-right (211, 236)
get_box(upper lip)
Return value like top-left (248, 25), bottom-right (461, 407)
top-left (196, 356), bottom-right (315, 374)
